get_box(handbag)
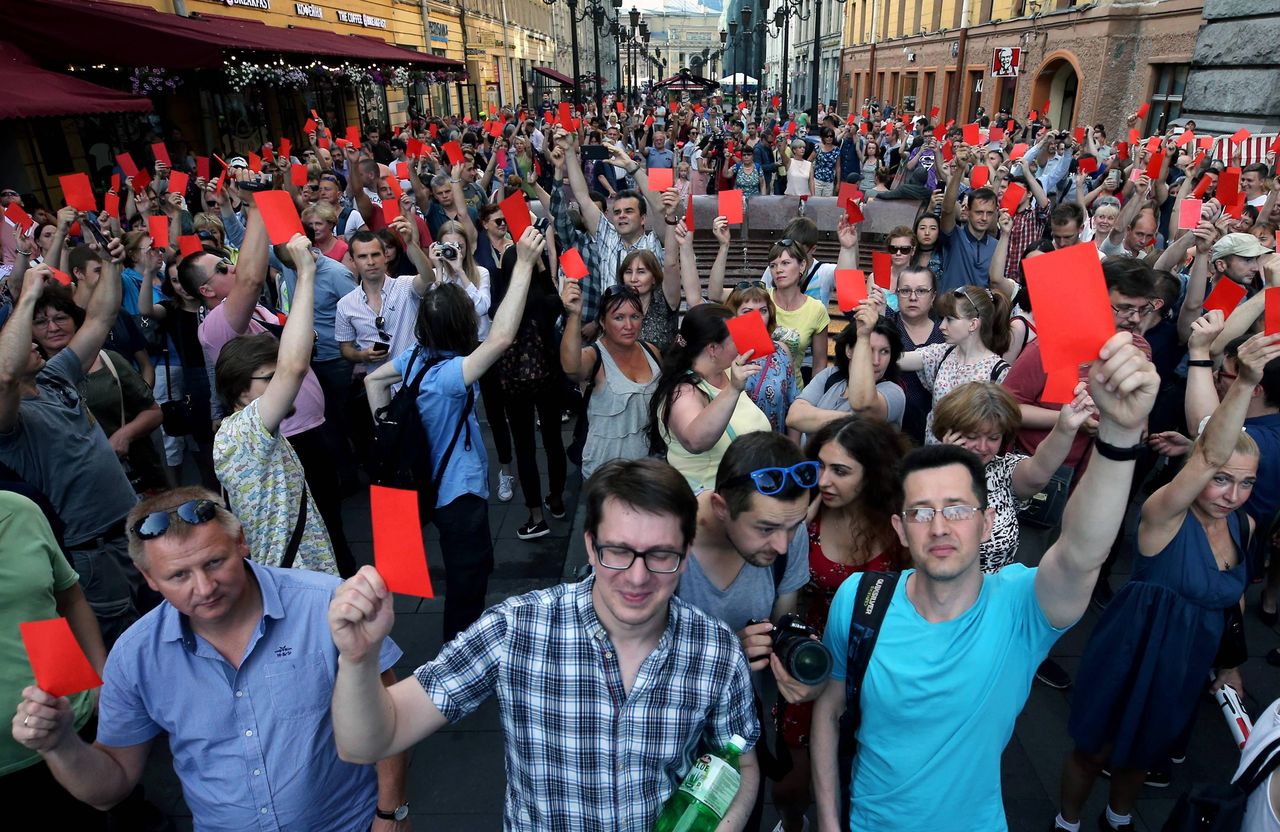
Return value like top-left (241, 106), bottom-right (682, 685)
top-left (158, 347), bottom-right (195, 437)
top-left (499, 319), bottom-right (552, 396)
top-left (1018, 464), bottom-right (1073, 530)
top-left (1161, 734), bottom-right (1280, 832)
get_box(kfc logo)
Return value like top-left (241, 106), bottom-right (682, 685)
top-left (991, 47), bottom-right (1021, 77)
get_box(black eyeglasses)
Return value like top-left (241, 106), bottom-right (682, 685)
top-left (130, 499), bottom-right (219, 540)
top-left (735, 280), bottom-right (768, 291)
top-left (374, 315), bottom-right (391, 341)
top-left (726, 461), bottom-right (821, 496)
top-left (592, 540), bottom-right (685, 573)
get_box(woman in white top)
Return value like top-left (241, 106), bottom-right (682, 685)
top-left (782, 139), bottom-right (814, 196)
top-left (427, 220), bottom-right (491, 340)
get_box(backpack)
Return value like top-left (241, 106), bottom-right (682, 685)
top-left (1161, 733), bottom-right (1280, 832)
top-left (371, 345), bottom-right (474, 521)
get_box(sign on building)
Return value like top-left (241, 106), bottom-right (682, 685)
top-left (991, 47), bottom-right (1021, 77)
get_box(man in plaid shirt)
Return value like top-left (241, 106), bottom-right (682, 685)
top-left (329, 459), bottom-right (761, 831)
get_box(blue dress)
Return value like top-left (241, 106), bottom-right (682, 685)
top-left (746, 344), bottom-right (799, 434)
top-left (1068, 511), bottom-right (1248, 768)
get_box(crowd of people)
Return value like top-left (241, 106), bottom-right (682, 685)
top-left (2, 90), bottom-right (1279, 832)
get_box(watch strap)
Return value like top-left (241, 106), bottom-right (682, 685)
top-left (1093, 438), bottom-right (1144, 461)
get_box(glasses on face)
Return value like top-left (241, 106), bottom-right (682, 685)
top-left (593, 541), bottom-right (684, 573)
top-left (1111, 303), bottom-right (1154, 319)
top-left (735, 280), bottom-right (768, 291)
top-left (728, 461), bottom-right (822, 497)
top-left (213, 259), bottom-right (232, 276)
top-left (374, 315), bottom-right (391, 342)
top-left (32, 313), bottom-right (73, 329)
top-left (131, 499), bottom-right (219, 540)
top-left (888, 245), bottom-right (914, 255)
top-left (901, 505), bottom-right (983, 524)
top-left (1, 190), bottom-right (18, 198)
top-left (895, 288), bottom-right (933, 298)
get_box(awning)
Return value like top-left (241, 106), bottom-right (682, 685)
top-left (0, 0), bottom-right (462, 71)
top-left (533, 66), bottom-right (575, 86)
top-left (0, 42), bottom-right (152, 119)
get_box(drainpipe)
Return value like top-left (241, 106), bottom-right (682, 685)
top-left (946, 0), bottom-right (971, 122)
top-left (499, 0), bottom-right (515, 108)
top-left (866, 0), bottom-right (879, 103)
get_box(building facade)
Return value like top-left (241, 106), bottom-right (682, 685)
top-left (836, 0), bottom-right (1204, 141)
top-left (791, 0), bottom-right (845, 114)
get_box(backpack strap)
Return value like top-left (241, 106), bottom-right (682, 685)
top-left (429, 383), bottom-right (475, 489)
top-left (837, 570), bottom-right (901, 831)
top-left (770, 551), bottom-right (789, 595)
top-left (1235, 734), bottom-right (1280, 794)
top-left (580, 343), bottom-right (604, 402)
top-left (990, 359), bottom-right (1010, 382)
top-left (279, 488), bottom-right (308, 569)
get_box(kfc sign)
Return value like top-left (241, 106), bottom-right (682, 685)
top-left (991, 47), bottom-right (1021, 77)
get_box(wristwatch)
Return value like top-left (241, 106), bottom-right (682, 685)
top-left (376, 803), bottom-right (410, 822)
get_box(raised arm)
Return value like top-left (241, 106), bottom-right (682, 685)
top-left (673, 220), bottom-right (704, 307)
top-left (834, 215), bottom-right (860, 270)
top-left (561, 131), bottom-right (603, 237)
top-left (1176, 222), bottom-right (1216, 345)
top-left (666, 356), bottom-right (761, 453)
top-left (1108, 176), bottom-right (1150, 246)
top-left (658, 190), bottom-right (684, 311)
top-left (558, 281), bottom-right (595, 384)
top-left (67, 237), bottom-right (124, 374)
top-left (844, 301), bottom-right (888, 419)
top-left (0, 267), bottom-right (47, 433)
top-left (1211, 255), bottom-right (1280, 354)
top-left (706, 216), bottom-right (732, 302)
top-left (1034, 332), bottom-right (1159, 629)
top-left (256, 235), bottom-right (316, 434)
top-left (1010, 390), bottom-right (1094, 499)
top-left (1185, 311), bottom-right (1227, 434)
top-left (939, 145), bottom-right (968, 234)
top-left (222, 188), bottom-right (269, 335)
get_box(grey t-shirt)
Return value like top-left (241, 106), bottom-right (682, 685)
top-left (676, 526), bottom-right (810, 632)
top-left (0, 349), bottom-right (137, 545)
top-left (800, 366), bottom-right (906, 428)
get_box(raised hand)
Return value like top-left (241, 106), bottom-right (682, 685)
top-left (727, 350), bottom-right (762, 390)
top-left (11, 687), bottom-right (76, 753)
top-left (327, 566), bottom-right (395, 664)
top-left (1088, 332), bottom-right (1159, 432)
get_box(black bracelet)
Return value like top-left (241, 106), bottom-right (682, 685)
top-left (1093, 438), bottom-right (1144, 461)
top-left (1187, 359), bottom-right (1214, 368)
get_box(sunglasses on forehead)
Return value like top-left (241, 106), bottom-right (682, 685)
top-left (131, 499), bottom-right (219, 540)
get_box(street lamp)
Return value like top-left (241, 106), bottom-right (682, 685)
top-left (774, 1), bottom-right (810, 123)
top-left (543, 0), bottom-right (621, 113)
top-left (728, 19), bottom-right (739, 108)
top-left (806, 0), bottom-right (850, 127)
top-left (740, 5), bottom-right (753, 119)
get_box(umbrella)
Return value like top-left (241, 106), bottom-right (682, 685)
top-left (718, 73), bottom-right (758, 86)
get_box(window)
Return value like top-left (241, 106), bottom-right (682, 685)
top-left (980, 0), bottom-right (994, 23)
top-left (1147, 64), bottom-right (1189, 133)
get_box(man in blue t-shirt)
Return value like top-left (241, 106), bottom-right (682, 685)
top-left (809, 332), bottom-right (1159, 832)
top-left (937, 143), bottom-right (998, 293)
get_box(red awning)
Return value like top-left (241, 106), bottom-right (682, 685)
top-left (533, 66), bottom-right (575, 86)
top-left (0, 0), bottom-right (462, 71)
top-left (0, 42), bottom-right (152, 119)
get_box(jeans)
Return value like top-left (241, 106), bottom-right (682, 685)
top-left (505, 382), bottom-right (566, 510)
top-left (434, 494), bottom-right (494, 641)
top-left (288, 426), bottom-right (358, 578)
top-left (310, 357), bottom-right (357, 486)
top-left (69, 534), bottom-right (140, 650)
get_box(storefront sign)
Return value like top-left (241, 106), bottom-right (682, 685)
top-left (224, 0), bottom-right (271, 9)
top-left (429, 22), bottom-right (449, 42)
top-left (294, 2), bottom-right (323, 19)
top-left (337, 10), bottom-right (388, 29)
top-left (991, 47), bottom-right (1021, 77)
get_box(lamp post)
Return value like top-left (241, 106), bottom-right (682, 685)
top-left (740, 5), bottom-right (753, 117)
top-left (728, 19), bottom-right (740, 108)
top-left (806, 0), bottom-right (850, 126)
top-left (611, 21), bottom-right (623, 100)
top-left (640, 22), bottom-right (650, 101)
top-left (542, 0), bottom-right (620, 113)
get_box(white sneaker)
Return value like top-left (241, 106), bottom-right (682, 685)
top-left (497, 471), bottom-right (515, 502)
top-left (770, 820), bottom-right (809, 832)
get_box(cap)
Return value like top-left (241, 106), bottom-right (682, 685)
top-left (1211, 232), bottom-right (1270, 261)
top-left (227, 156), bottom-right (249, 169)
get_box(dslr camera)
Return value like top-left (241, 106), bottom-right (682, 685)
top-left (751, 613), bottom-right (833, 685)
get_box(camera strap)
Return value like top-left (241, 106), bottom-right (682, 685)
top-left (837, 570), bottom-right (900, 832)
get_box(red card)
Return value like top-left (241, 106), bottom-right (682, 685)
top-left (932, 124), bottom-right (947, 142)
top-left (195, 156), bottom-right (210, 181)
top-left (1029, 110), bottom-right (1038, 122)
top-left (872, 252), bottom-right (892, 289)
top-left (644, 115), bottom-right (655, 128)
top-left (963, 123), bottom-right (980, 145)
top-left (211, 171), bottom-right (226, 196)
top-left (132, 169), bottom-right (152, 193)
top-left (406, 138), bottom-right (424, 159)
top-left (560, 248), bottom-right (589, 280)
top-left (429, 122), bottom-right (440, 138)
top-left (1230, 128), bottom-right (1251, 146)
top-left (262, 145), bottom-right (275, 165)
top-left (303, 117), bottom-right (317, 135)
top-left (684, 193), bottom-right (695, 233)
top-left (167, 171), bottom-right (188, 197)
top-left (116, 152), bottom-right (139, 178)
top-left (345, 126), bottom-right (362, 149)
top-left (772, 96), bottom-right (780, 109)
top-left (1178, 199), bottom-right (1203, 230)
top-left (647, 167), bottom-right (674, 192)
top-left (725, 311), bottom-right (775, 359)
top-left (1116, 141), bottom-right (1129, 161)
top-left (860, 122), bottom-right (869, 136)
top-left (1192, 152), bottom-right (1207, 170)
top-left (930, 107), bottom-right (940, 119)
top-left (1265, 287), bottom-right (1280, 336)
top-left (443, 141), bottom-right (464, 167)
top-left (1073, 127), bottom-right (1086, 144)
top-left (1022, 243), bottom-right (1115, 404)
top-left (147, 215), bottom-right (171, 248)
top-left (1198, 136), bottom-right (1215, 151)
top-left (835, 269), bottom-right (868, 312)
top-left (110, 173), bottom-right (120, 193)
top-left (247, 152), bottom-right (262, 174)
top-left (1136, 103), bottom-right (1150, 119)
top-left (370, 485), bottom-right (433, 598)
top-left (844, 199), bottom-right (865, 225)
top-left (381, 199), bottom-right (402, 227)
top-left (498, 191), bottom-right (532, 243)
top-left (1144, 136), bottom-right (1162, 155)
top-left (941, 141), bottom-right (954, 162)
top-left (695, 105), bottom-right (704, 115)
top-left (837, 181), bottom-right (861, 212)
top-left (718, 189), bottom-right (744, 225)
top-left (279, 139), bottom-right (292, 160)
top-left (1223, 194), bottom-right (1245, 220)
top-left (103, 192), bottom-right (120, 220)
top-left (989, 126), bottom-right (1005, 142)
top-left (1009, 143), bottom-right (1029, 161)
top-left (559, 102), bottom-right (576, 131)
top-left (1145, 151), bottom-right (1165, 182)
top-left (318, 136), bottom-right (331, 150)
top-left (151, 142), bottom-right (171, 167)
top-left (1174, 131), bottom-right (1195, 148)
top-left (970, 166), bottom-right (990, 189)
top-left (58, 173), bottom-right (96, 212)
top-left (385, 175), bottom-right (403, 201)
top-left (616, 102), bottom-right (625, 114)
top-left (1192, 175), bottom-right (1213, 199)
top-left (255, 190), bottom-right (305, 246)
top-left (290, 163), bottom-right (309, 187)
top-left (177, 235), bottom-right (203, 257)
top-left (1001, 182), bottom-right (1027, 214)
top-left (5, 202), bottom-right (34, 233)
top-left (49, 268), bottom-right (73, 286)
top-left (1128, 129), bottom-right (1140, 146)
top-left (1218, 168), bottom-right (1241, 201)
top-left (19, 618), bottom-right (102, 697)
top-left (1202, 279), bottom-right (1247, 317)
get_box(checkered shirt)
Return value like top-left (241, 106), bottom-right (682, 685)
top-left (550, 184), bottom-right (605, 323)
top-left (414, 576), bottom-right (759, 831)
top-left (1003, 201), bottom-right (1052, 283)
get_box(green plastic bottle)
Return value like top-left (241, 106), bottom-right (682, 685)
top-left (652, 734), bottom-right (748, 832)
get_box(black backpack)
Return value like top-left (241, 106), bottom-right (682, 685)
top-left (1161, 733), bottom-right (1280, 832)
top-left (371, 345), bottom-right (474, 521)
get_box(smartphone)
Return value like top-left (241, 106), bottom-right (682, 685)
top-left (82, 213), bottom-right (111, 248)
top-left (376, 341), bottom-right (390, 352)
top-left (581, 145), bottom-right (611, 161)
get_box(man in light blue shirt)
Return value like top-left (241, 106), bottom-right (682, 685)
top-left (11, 489), bottom-right (409, 830)
top-left (809, 332), bottom-right (1159, 832)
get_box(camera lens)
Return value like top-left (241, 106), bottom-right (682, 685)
top-left (778, 638), bottom-right (833, 685)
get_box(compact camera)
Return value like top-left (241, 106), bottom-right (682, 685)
top-left (437, 242), bottom-right (460, 261)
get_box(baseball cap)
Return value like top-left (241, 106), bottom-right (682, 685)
top-left (227, 156), bottom-right (249, 169)
top-left (1211, 232), bottom-right (1270, 261)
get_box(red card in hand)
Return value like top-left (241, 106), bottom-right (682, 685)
top-left (560, 248), bottom-right (589, 280)
top-left (684, 193), bottom-right (695, 233)
top-left (644, 115), bottom-right (654, 128)
top-left (247, 152), bottom-right (262, 174)
top-left (116, 152), bottom-right (139, 178)
top-left (772, 96), bottom-right (780, 109)
top-left (1192, 175), bottom-right (1212, 199)
top-left (989, 126), bottom-right (1005, 142)
top-left (345, 126), bottom-right (361, 149)
top-left (1029, 111), bottom-right (1039, 122)
top-left (279, 139), bottom-right (292, 160)
top-left (1230, 128), bottom-right (1251, 146)
top-left (59, 173), bottom-right (96, 213)
top-left (499, 191), bottom-right (532, 243)
top-left (725, 311), bottom-right (775, 359)
top-left (962, 123), bottom-right (980, 146)
top-left (396, 162), bottom-right (409, 180)
top-left (932, 124), bottom-right (947, 142)
top-left (872, 252), bottom-right (892, 290)
top-left (1266, 287), bottom-right (1280, 336)
top-left (941, 141), bottom-right (954, 162)
top-left (1222, 194), bottom-right (1245, 220)
top-left (835, 269), bottom-right (868, 312)
top-left (385, 175), bottom-right (403, 201)
top-left (1145, 136), bottom-right (1162, 155)
top-left (406, 138), bottom-right (424, 159)
top-left (970, 166), bottom-right (990, 189)
top-left (167, 171), bottom-right (189, 197)
top-left (370, 485), bottom-right (433, 598)
top-left (147, 215), bottom-right (171, 249)
top-left (195, 156), bottom-right (210, 181)
top-left (318, 136), bottom-right (331, 150)
top-left (559, 102), bottom-right (576, 131)
top-left (1202, 278), bottom-right (1247, 317)
top-left (1136, 103), bottom-right (1150, 119)
top-left (103, 192), bottom-right (120, 220)
top-left (1217, 168), bottom-right (1241, 201)
top-left (844, 198), bottom-right (864, 225)
top-left (381, 199), bottom-right (402, 227)
top-left (1009, 143), bottom-right (1029, 161)
top-left (647, 167), bottom-right (674, 192)
top-left (49, 268), bottom-right (73, 286)
top-left (255, 190), bottom-right (305, 246)
top-left (443, 141), bottom-right (464, 167)
top-left (1178, 199), bottom-right (1203, 230)
top-left (5, 202), bottom-right (34, 232)
top-left (1077, 156), bottom-right (1099, 175)
top-left (1128, 129), bottom-right (1140, 146)
top-left (1144, 151), bottom-right (1165, 182)
top-left (151, 142), bottom-right (171, 167)
top-left (291, 163), bottom-right (309, 188)
top-left (1073, 127), bottom-right (1086, 144)
top-left (1022, 242), bottom-right (1115, 404)
top-left (1116, 142), bottom-right (1129, 161)
top-left (1174, 131), bottom-right (1195, 148)
top-left (718, 190), bottom-right (744, 225)
top-left (262, 145), bottom-right (274, 165)
top-left (19, 618), bottom-right (102, 697)
top-left (837, 182), bottom-right (862, 217)
top-left (177, 235), bottom-right (203, 257)
top-left (1001, 182), bottom-right (1026, 214)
